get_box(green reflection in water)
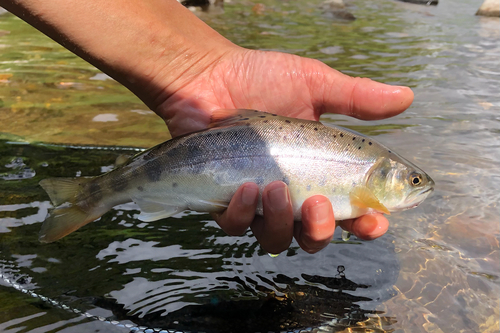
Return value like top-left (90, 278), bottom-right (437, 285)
top-left (0, 14), bottom-right (168, 148)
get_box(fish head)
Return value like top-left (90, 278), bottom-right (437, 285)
top-left (365, 155), bottom-right (434, 212)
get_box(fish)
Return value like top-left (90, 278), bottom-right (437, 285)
top-left (38, 109), bottom-right (434, 243)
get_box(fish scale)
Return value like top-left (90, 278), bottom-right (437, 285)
top-left (38, 109), bottom-right (434, 243)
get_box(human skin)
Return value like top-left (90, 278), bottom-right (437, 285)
top-left (3, 0), bottom-right (411, 254)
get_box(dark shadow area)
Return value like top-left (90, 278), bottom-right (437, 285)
top-left (94, 269), bottom-right (395, 333)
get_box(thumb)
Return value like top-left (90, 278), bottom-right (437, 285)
top-left (305, 59), bottom-right (414, 120)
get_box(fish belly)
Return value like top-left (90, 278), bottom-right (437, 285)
top-left (133, 153), bottom-right (369, 221)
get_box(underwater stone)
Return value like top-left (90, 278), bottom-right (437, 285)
top-left (397, 0), bottom-right (438, 5)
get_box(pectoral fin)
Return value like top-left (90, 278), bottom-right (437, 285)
top-left (350, 186), bottom-right (390, 215)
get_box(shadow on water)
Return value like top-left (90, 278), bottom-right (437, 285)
top-left (0, 140), bottom-right (400, 332)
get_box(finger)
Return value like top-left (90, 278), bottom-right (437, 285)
top-left (310, 61), bottom-right (414, 119)
top-left (212, 182), bottom-right (259, 236)
top-left (336, 213), bottom-right (389, 240)
top-left (251, 181), bottom-right (294, 255)
top-left (294, 195), bottom-right (336, 254)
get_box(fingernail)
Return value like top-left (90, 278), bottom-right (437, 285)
top-left (305, 198), bottom-right (331, 225)
top-left (241, 185), bottom-right (259, 206)
top-left (267, 184), bottom-right (289, 211)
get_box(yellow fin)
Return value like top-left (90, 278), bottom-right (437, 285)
top-left (350, 185), bottom-right (390, 215)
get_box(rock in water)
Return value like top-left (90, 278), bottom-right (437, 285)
top-left (397, 0), bottom-right (438, 5)
top-left (180, 0), bottom-right (223, 12)
top-left (321, 0), bottom-right (356, 21)
top-left (476, 0), bottom-right (499, 17)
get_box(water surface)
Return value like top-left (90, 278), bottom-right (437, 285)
top-left (0, 0), bottom-right (499, 332)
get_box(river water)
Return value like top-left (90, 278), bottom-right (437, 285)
top-left (0, 0), bottom-right (498, 332)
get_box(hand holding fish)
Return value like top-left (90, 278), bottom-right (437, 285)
top-left (155, 50), bottom-right (414, 254)
top-left (4, 0), bottom-right (427, 255)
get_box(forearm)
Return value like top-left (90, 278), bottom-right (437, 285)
top-left (2, 0), bottom-right (236, 109)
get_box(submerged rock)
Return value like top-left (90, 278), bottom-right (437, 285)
top-left (476, 0), bottom-right (499, 17)
top-left (397, 0), bottom-right (438, 5)
top-left (321, 0), bottom-right (356, 21)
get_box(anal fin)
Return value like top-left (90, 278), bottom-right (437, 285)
top-left (133, 198), bottom-right (183, 222)
top-left (189, 199), bottom-right (229, 212)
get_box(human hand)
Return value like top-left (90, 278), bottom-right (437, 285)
top-left (153, 49), bottom-right (410, 254)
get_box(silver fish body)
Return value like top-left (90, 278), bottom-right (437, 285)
top-left (39, 110), bottom-right (434, 242)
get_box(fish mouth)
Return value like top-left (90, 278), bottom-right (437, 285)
top-left (403, 186), bottom-right (434, 209)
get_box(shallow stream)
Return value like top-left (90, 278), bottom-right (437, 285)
top-left (0, 0), bottom-right (498, 332)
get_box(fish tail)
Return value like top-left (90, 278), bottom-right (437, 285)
top-left (39, 178), bottom-right (100, 243)
top-left (39, 178), bottom-right (89, 206)
top-left (39, 206), bottom-right (99, 243)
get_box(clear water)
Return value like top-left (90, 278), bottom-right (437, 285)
top-left (0, 0), bottom-right (499, 332)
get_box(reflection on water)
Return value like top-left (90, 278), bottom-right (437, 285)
top-left (0, 0), bottom-right (499, 332)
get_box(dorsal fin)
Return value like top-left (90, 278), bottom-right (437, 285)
top-left (209, 109), bottom-right (278, 128)
top-left (114, 154), bottom-right (132, 168)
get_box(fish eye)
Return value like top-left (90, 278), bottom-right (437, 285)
top-left (409, 172), bottom-right (423, 186)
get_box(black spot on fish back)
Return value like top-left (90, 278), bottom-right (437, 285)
top-left (145, 160), bottom-right (163, 182)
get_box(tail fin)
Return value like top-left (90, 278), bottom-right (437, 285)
top-left (39, 206), bottom-right (98, 243)
top-left (39, 178), bottom-right (91, 206)
top-left (39, 177), bottom-right (98, 243)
